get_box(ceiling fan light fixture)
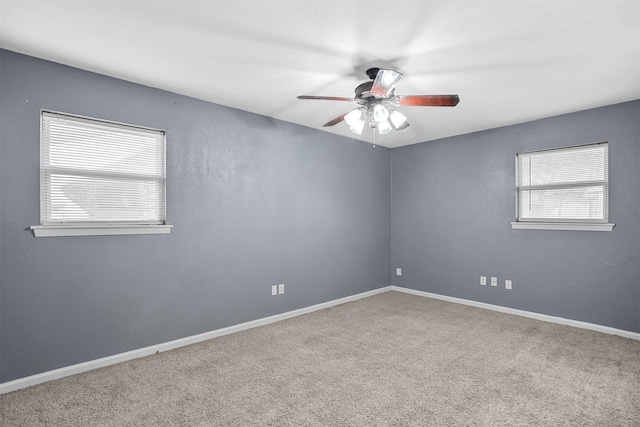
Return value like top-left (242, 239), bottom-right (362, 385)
top-left (344, 108), bottom-right (362, 126)
top-left (370, 69), bottom-right (403, 97)
top-left (350, 121), bottom-right (365, 135)
top-left (379, 70), bottom-right (402, 88)
top-left (389, 110), bottom-right (409, 129)
top-left (373, 104), bottom-right (390, 123)
top-left (297, 68), bottom-right (459, 139)
top-left (344, 108), bottom-right (365, 134)
top-left (378, 120), bottom-right (392, 135)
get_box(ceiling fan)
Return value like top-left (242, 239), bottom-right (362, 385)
top-left (297, 68), bottom-right (460, 136)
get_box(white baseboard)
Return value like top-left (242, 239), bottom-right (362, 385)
top-left (391, 286), bottom-right (640, 341)
top-left (4, 285), bottom-right (637, 395)
top-left (0, 286), bottom-right (392, 395)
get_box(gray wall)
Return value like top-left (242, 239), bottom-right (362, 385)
top-left (2, 48), bottom-right (638, 385)
top-left (391, 100), bottom-right (640, 333)
top-left (0, 50), bottom-right (392, 383)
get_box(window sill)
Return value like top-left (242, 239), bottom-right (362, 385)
top-left (510, 222), bottom-right (615, 232)
top-left (30, 224), bottom-right (173, 237)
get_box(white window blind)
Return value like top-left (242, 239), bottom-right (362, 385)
top-left (516, 142), bottom-right (608, 223)
top-left (40, 111), bottom-right (166, 225)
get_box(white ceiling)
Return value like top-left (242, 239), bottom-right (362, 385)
top-left (1, 1), bottom-right (638, 148)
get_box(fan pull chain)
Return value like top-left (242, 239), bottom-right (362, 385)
top-left (372, 126), bottom-right (376, 149)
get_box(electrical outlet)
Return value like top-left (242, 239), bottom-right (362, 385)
top-left (480, 276), bottom-right (487, 286)
top-left (491, 277), bottom-right (498, 287)
top-left (396, 268), bottom-right (402, 276)
top-left (278, 283), bottom-right (285, 295)
top-left (505, 280), bottom-right (512, 290)
top-left (271, 285), bottom-right (278, 296)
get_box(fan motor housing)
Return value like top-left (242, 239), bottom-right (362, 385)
top-left (354, 81), bottom-right (374, 99)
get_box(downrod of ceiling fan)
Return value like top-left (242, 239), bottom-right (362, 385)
top-left (365, 68), bottom-right (380, 80)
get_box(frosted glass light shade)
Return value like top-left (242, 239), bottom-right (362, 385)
top-left (344, 108), bottom-right (364, 134)
top-left (372, 105), bottom-right (389, 123)
top-left (344, 108), bottom-right (362, 126)
top-left (389, 110), bottom-right (408, 129)
top-left (380, 70), bottom-right (402, 87)
top-left (350, 121), bottom-right (365, 135)
top-left (378, 120), bottom-right (392, 134)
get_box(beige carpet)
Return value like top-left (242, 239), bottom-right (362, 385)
top-left (2, 291), bottom-right (640, 426)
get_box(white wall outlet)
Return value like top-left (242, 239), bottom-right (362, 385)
top-left (278, 283), bottom-right (285, 295)
top-left (480, 276), bottom-right (487, 286)
top-left (396, 268), bottom-right (402, 276)
top-left (505, 280), bottom-right (512, 290)
top-left (271, 285), bottom-right (278, 296)
top-left (491, 277), bottom-right (498, 287)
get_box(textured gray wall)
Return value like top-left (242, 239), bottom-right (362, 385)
top-left (0, 50), bottom-right (392, 382)
top-left (391, 100), bottom-right (640, 332)
top-left (2, 48), bottom-right (638, 385)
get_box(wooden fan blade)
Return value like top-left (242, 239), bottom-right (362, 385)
top-left (370, 69), bottom-right (403, 97)
top-left (322, 113), bottom-right (347, 127)
top-left (297, 95), bottom-right (353, 102)
top-left (397, 95), bottom-right (460, 107)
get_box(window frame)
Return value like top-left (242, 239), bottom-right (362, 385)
top-left (511, 142), bottom-right (614, 232)
top-left (31, 110), bottom-right (173, 237)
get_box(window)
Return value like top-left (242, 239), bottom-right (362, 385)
top-left (511, 142), bottom-right (614, 231)
top-left (31, 111), bottom-right (172, 237)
